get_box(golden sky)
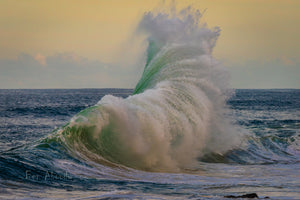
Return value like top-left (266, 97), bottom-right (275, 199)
top-left (0, 0), bottom-right (299, 88)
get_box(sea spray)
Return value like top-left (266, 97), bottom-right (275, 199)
top-left (57, 7), bottom-right (242, 172)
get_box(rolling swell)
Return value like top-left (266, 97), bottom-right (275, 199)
top-left (52, 9), bottom-right (242, 172)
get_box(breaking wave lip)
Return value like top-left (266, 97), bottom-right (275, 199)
top-left (48, 7), bottom-right (245, 172)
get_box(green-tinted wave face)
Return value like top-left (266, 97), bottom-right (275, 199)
top-left (133, 44), bottom-right (207, 95)
top-left (52, 8), bottom-right (242, 172)
top-left (133, 39), bottom-right (162, 94)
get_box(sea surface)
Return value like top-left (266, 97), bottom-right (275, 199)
top-left (0, 88), bottom-right (299, 199)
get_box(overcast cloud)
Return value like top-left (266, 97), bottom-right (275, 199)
top-left (0, 53), bottom-right (142, 89)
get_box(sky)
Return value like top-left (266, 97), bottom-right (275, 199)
top-left (0, 0), bottom-right (299, 89)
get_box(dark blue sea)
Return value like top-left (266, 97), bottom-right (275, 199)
top-left (0, 89), bottom-right (299, 199)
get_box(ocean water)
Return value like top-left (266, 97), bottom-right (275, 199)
top-left (1, 8), bottom-right (300, 200)
top-left (0, 89), bottom-right (299, 199)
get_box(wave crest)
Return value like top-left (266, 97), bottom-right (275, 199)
top-left (57, 7), bottom-right (242, 172)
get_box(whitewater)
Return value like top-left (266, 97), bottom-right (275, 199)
top-left (55, 9), bottom-right (242, 172)
top-left (0, 8), bottom-right (299, 200)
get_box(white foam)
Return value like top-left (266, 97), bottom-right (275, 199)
top-left (65, 7), bottom-right (242, 172)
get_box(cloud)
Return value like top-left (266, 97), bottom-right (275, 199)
top-left (34, 53), bottom-right (47, 66)
top-left (280, 56), bottom-right (296, 66)
top-left (227, 57), bottom-right (300, 89)
top-left (2, 52), bottom-right (298, 89)
top-left (0, 52), bottom-right (142, 89)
